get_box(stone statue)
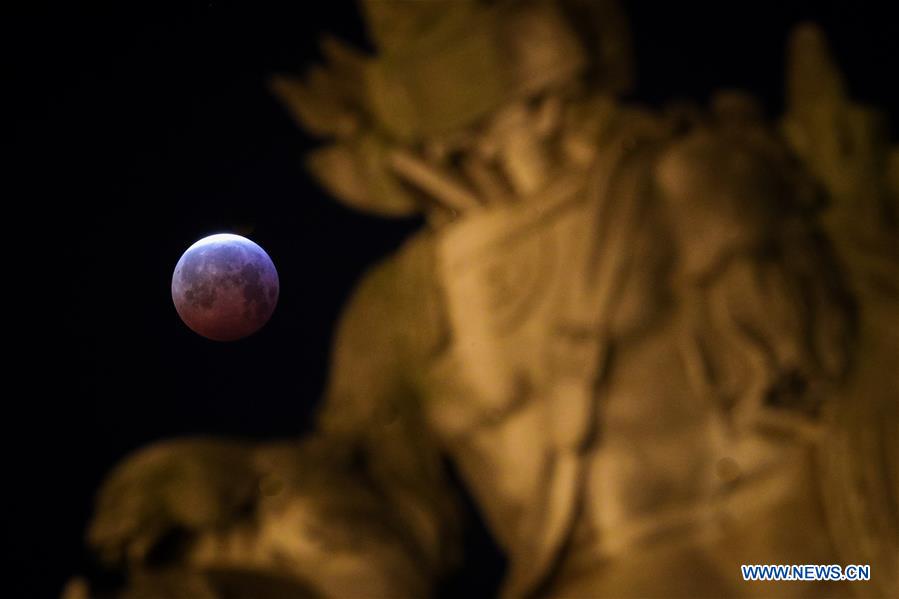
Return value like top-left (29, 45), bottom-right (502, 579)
top-left (69, 1), bottom-right (898, 597)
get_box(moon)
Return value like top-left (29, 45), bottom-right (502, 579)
top-left (171, 234), bottom-right (279, 341)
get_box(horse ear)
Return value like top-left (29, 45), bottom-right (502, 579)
top-left (781, 23), bottom-right (896, 241)
top-left (784, 23), bottom-right (846, 120)
top-left (780, 23), bottom-right (848, 187)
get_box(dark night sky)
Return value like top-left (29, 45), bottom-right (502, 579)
top-left (12, 1), bottom-right (898, 596)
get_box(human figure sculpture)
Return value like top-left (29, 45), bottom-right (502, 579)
top-left (73, 2), bottom-right (898, 598)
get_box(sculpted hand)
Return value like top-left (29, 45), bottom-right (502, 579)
top-left (87, 438), bottom-right (258, 565)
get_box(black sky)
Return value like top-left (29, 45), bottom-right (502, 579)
top-left (12, 1), bottom-right (898, 596)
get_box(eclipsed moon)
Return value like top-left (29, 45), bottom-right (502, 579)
top-left (171, 233), bottom-right (279, 341)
